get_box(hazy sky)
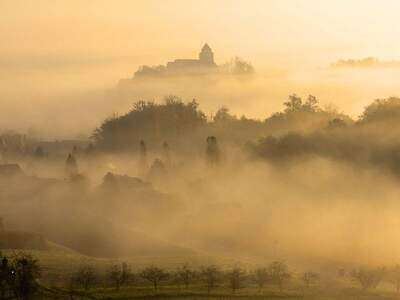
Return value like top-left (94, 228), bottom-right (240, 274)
top-left (2, 0), bottom-right (400, 137)
top-left (2, 0), bottom-right (400, 66)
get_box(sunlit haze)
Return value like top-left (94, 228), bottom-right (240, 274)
top-left (2, 1), bottom-right (400, 138)
top-left (2, 3), bottom-right (400, 299)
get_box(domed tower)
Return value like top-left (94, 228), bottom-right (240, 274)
top-left (199, 43), bottom-right (216, 66)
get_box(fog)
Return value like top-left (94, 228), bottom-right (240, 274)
top-left (2, 140), bottom-right (400, 272)
top-left (3, 62), bottom-right (400, 139)
top-left (3, 42), bottom-right (400, 272)
top-left (2, 0), bottom-right (400, 138)
top-left (4, 3), bottom-right (400, 297)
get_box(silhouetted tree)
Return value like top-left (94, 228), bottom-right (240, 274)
top-left (228, 266), bottom-right (246, 293)
top-left (65, 276), bottom-right (78, 300)
top-left (9, 254), bottom-right (41, 300)
top-left (302, 271), bottom-right (320, 288)
top-left (206, 136), bottom-right (220, 166)
top-left (388, 265), bottom-right (400, 293)
top-left (327, 118), bottom-right (347, 129)
top-left (284, 94), bottom-right (303, 113)
top-left (93, 98), bottom-right (206, 151)
top-left (33, 146), bottom-right (45, 159)
top-left (107, 262), bottom-right (132, 290)
top-left (283, 94), bottom-right (319, 113)
top-left (138, 140), bottom-right (147, 175)
top-left (253, 267), bottom-right (269, 290)
top-left (359, 97), bottom-right (400, 123)
top-left (101, 172), bottom-right (119, 192)
top-left (233, 57), bottom-right (254, 74)
top-left (162, 142), bottom-right (171, 166)
top-left (148, 159), bottom-right (167, 181)
top-left (0, 256), bottom-right (9, 300)
top-left (65, 154), bottom-right (79, 179)
top-left (73, 266), bottom-right (96, 291)
top-left (351, 267), bottom-right (385, 290)
top-left (303, 95), bottom-right (319, 112)
top-left (201, 265), bottom-right (220, 293)
top-left (0, 137), bottom-right (7, 158)
top-left (176, 264), bottom-right (196, 289)
top-left (140, 266), bottom-right (168, 291)
top-left (223, 57), bottom-right (254, 75)
top-left (72, 145), bottom-right (80, 156)
top-left (268, 261), bottom-right (291, 292)
top-left (214, 107), bottom-right (236, 122)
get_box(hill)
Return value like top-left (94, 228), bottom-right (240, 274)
top-left (0, 230), bottom-right (48, 250)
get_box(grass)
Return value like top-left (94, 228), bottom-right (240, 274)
top-left (2, 247), bottom-right (399, 300)
top-left (1, 243), bottom-right (239, 288)
top-left (39, 285), bottom-right (304, 300)
top-left (37, 284), bottom-right (400, 300)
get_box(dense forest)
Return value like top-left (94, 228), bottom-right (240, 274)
top-left (92, 95), bottom-right (400, 175)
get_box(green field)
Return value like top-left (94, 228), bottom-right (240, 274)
top-left (37, 284), bottom-right (399, 300)
top-left (2, 245), bottom-right (399, 300)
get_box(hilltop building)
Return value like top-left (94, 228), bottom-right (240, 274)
top-left (166, 44), bottom-right (216, 69)
top-left (135, 44), bottom-right (218, 77)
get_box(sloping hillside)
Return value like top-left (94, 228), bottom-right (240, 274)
top-left (0, 230), bottom-right (48, 250)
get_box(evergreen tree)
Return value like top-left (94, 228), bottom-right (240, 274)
top-left (138, 140), bottom-right (148, 176)
top-left (162, 142), bottom-right (171, 166)
top-left (34, 146), bottom-right (45, 159)
top-left (65, 154), bottom-right (79, 178)
top-left (206, 136), bottom-right (220, 166)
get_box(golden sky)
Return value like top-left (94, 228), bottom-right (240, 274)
top-left (2, 0), bottom-right (400, 138)
top-left (1, 0), bottom-right (400, 66)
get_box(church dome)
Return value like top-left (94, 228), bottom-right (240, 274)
top-left (202, 43), bottom-right (212, 51)
top-left (199, 43), bottom-right (215, 65)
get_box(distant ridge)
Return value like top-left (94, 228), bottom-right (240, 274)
top-left (332, 57), bottom-right (400, 68)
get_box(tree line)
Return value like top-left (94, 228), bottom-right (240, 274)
top-left (4, 250), bottom-right (400, 300)
top-left (62, 262), bottom-right (400, 295)
top-left (6, 94), bottom-right (400, 175)
top-left (67, 261), bottom-right (293, 294)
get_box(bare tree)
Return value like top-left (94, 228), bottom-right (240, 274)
top-left (200, 265), bottom-right (220, 293)
top-left (0, 256), bottom-right (9, 300)
top-left (253, 267), bottom-right (269, 290)
top-left (73, 266), bottom-right (96, 291)
top-left (268, 261), bottom-right (291, 292)
top-left (140, 266), bottom-right (168, 291)
top-left (65, 275), bottom-right (79, 300)
top-left (107, 263), bottom-right (132, 290)
top-left (351, 267), bottom-right (385, 290)
top-left (228, 266), bottom-right (246, 294)
top-left (302, 271), bottom-right (320, 288)
top-left (9, 253), bottom-right (41, 300)
top-left (176, 264), bottom-right (196, 289)
top-left (388, 265), bottom-right (400, 293)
